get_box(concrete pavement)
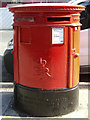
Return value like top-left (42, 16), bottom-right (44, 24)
top-left (0, 82), bottom-right (89, 119)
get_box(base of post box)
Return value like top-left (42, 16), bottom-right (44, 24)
top-left (14, 82), bottom-right (79, 117)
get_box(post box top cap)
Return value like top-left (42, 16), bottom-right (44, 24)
top-left (9, 3), bottom-right (85, 13)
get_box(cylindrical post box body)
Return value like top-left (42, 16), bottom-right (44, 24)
top-left (9, 3), bottom-right (85, 116)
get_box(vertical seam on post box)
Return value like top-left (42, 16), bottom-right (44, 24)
top-left (67, 27), bottom-right (69, 88)
top-left (14, 26), bottom-right (19, 84)
top-left (72, 27), bottom-right (74, 88)
top-left (68, 27), bottom-right (71, 88)
top-left (18, 26), bottom-right (20, 83)
top-left (68, 27), bottom-right (73, 88)
top-left (65, 26), bottom-right (68, 88)
top-left (17, 26), bottom-right (19, 84)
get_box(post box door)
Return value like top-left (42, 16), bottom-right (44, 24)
top-left (17, 26), bottom-right (68, 89)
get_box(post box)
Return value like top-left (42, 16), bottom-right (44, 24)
top-left (9, 3), bottom-right (85, 116)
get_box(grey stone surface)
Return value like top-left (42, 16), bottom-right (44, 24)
top-left (0, 92), bottom-right (2, 116)
top-left (2, 92), bottom-right (13, 115)
top-left (0, 83), bottom-right (14, 116)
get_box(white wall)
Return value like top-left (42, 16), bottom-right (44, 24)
top-left (0, 7), bottom-right (14, 30)
top-left (80, 29), bottom-right (89, 65)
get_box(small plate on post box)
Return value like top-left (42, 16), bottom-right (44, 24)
top-left (52, 28), bottom-right (64, 44)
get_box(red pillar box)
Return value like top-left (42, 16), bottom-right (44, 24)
top-left (9, 3), bottom-right (85, 116)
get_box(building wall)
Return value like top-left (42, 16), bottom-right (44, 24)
top-left (0, 8), bottom-right (14, 29)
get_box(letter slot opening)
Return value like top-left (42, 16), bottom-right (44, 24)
top-left (47, 17), bottom-right (70, 22)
